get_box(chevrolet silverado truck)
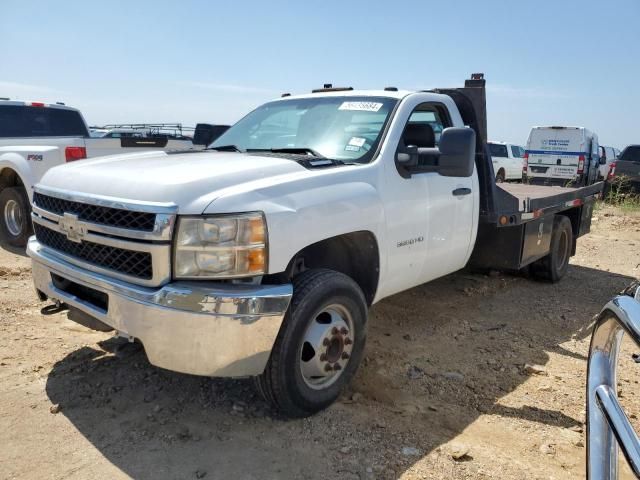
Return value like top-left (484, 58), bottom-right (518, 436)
top-left (28, 75), bottom-right (603, 417)
top-left (0, 100), bottom-right (218, 247)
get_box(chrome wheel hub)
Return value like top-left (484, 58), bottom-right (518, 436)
top-left (4, 199), bottom-right (23, 237)
top-left (300, 304), bottom-right (354, 389)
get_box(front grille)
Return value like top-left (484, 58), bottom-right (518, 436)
top-left (33, 192), bottom-right (156, 231)
top-left (34, 223), bottom-right (153, 280)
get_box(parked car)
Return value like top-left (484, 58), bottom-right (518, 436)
top-left (487, 141), bottom-right (525, 182)
top-left (27, 74), bottom-right (603, 417)
top-left (524, 126), bottom-right (603, 187)
top-left (598, 145), bottom-right (619, 180)
top-left (0, 100), bottom-right (218, 247)
top-left (587, 281), bottom-right (640, 479)
top-left (610, 145), bottom-right (640, 192)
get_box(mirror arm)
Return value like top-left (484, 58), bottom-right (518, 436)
top-left (417, 147), bottom-right (440, 157)
top-left (396, 145), bottom-right (419, 168)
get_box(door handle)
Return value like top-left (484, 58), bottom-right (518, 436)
top-left (452, 188), bottom-right (472, 196)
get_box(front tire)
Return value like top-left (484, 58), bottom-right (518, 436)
top-left (530, 215), bottom-right (573, 283)
top-left (256, 269), bottom-right (367, 417)
top-left (0, 187), bottom-right (32, 248)
top-left (496, 170), bottom-right (506, 183)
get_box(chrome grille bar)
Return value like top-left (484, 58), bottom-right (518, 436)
top-left (31, 185), bottom-right (176, 287)
top-left (33, 185), bottom-right (176, 241)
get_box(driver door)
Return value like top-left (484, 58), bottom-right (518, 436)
top-left (382, 102), bottom-right (476, 295)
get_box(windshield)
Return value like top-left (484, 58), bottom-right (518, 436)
top-left (211, 96), bottom-right (398, 163)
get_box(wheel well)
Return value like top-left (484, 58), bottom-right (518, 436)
top-left (0, 168), bottom-right (24, 191)
top-left (278, 231), bottom-right (380, 306)
top-left (497, 168), bottom-right (505, 176)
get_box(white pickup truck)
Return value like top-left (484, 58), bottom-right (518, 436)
top-left (0, 100), bottom-right (201, 247)
top-left (28, 75), bottom-right (603, 417)
top-left (487, 141), bottom-right (525, 182)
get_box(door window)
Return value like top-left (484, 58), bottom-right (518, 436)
top-left (398, 103), bottom-right (451, 170)
top-left (489, 143), bottom-right (508, 158)
top-left (406, 104), bottom-right (450, 145)
top-left (510, 145), bottom-right (525, 158)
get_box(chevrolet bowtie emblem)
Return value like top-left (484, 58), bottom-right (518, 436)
top-left (59, 213), bottom-right (87, 243)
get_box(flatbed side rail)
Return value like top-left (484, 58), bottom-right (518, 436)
top-left (587, 292), bottom-right (640, 479)
top-left (525, 182), bottom-right (604, 212)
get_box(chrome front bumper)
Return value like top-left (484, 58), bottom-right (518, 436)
top-left (587, 287), bottom-right (640, 479)
top-left (27, 238), bottom-right (292, 377)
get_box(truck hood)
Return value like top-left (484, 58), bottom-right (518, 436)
top-left (39, 150), bottom-right (308, 214)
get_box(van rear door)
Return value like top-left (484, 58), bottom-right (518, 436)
top-left (527, 127), bottom-right (583, 180)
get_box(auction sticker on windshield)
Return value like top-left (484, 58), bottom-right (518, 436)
top-left (339, 101), bottom-right (383, 112)
top-left (348, 137), bottom-right (367, 147)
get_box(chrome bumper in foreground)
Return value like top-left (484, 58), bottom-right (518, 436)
top-left (27, 238), bottom-right (292, 377)
top-left (587, 290), bottom-right (640, 479)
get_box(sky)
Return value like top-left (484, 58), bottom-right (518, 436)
top-left (1, 0), bottom-right (639, 148)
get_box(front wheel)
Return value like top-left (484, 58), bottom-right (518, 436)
top-left (255, 269), bottom-right (367, 417)
top-left (0, 187), bottom-right (32, 248)
top-left (496, 170), bottom-right (506, 183)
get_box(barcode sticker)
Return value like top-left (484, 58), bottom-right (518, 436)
top-left (338, 102), bottom-right (383, 112)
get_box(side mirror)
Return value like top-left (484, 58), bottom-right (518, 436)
top-left (435, 127), bottom-right (476, 177)
top-left (599, 157), bottom-right (607, 165)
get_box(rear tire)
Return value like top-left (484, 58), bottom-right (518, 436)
top-left (0, 187), bottom-right (31, 248)
top-left (530, 215), bottom-right (573, 283)
top-left (496, 170), bottom-right (506, 183)
top-left (255, 269), bottom-right (367, 417)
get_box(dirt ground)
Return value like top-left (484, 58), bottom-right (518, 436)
top-left (1, 205), bottom-right (639, 480)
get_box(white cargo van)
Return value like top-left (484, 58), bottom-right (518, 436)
top-left (524, 126), bottom-right (602, 186)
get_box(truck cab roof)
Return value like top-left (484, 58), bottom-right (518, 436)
top-left (0, 99), bottom-right (79, 112)
top-left (276, 89), bottom-right (432, 101)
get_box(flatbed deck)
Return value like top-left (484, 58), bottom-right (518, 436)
top-left (496, 182), bottom-right (603, 213)
top-left (445, 74), bottom-right (602, 274)
top-left (471, 180), bottom-right (603, 272)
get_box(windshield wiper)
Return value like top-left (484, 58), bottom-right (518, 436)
top-left (207, 144), bottom-right (243, 152)
top-left (247, 147), bottom-right (326, 158)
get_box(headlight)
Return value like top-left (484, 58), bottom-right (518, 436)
top-left (173, 213), bottom-right (267, 279)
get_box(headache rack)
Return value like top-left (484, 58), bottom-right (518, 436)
top-left (429, 74), bottom-right (605, 272)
